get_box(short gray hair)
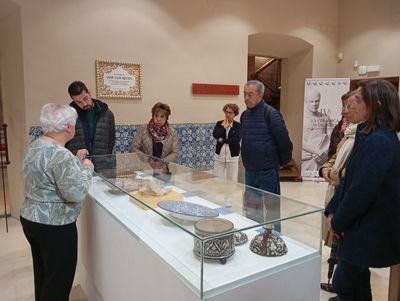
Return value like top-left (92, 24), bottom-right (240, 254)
top-left (245, 80), bottom-right (265, 96)
top-left (40, 103), bottom-right (78, 134)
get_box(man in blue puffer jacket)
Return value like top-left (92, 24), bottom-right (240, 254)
top-left (241, 80), bottom-right (293, 230)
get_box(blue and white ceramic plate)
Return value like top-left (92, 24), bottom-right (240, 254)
top-left (157, 201), bottom-right (219, 222)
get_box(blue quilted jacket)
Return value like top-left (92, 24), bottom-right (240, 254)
top-left (241, 101), bottom-right (292, 170)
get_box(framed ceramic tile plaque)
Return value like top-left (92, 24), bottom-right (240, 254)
top-left (96, 59), bottom-right (142, 99)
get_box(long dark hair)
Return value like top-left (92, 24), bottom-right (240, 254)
top-left (358, 79), bottom-right (400, 133)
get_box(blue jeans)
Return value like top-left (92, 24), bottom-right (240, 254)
top-left (245, 169), bottom-right (280, 194)
top-left (244, 169), bottom-right (281, 232)
top-left (333, 259), bottom-right (372, 301)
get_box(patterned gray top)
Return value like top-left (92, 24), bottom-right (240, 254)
top-left (20, 138), bottom-right (93, 225)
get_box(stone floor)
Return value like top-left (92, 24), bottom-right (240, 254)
top-left (0, 180), bottom-right (389, 300)
top-left (0, 217), bottom-right (87, 301)
top-left (281, 181), bottom-right (389, 301)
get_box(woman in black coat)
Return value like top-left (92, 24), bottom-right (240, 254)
top-left (325, 80), bottom-right (400, 301)
top-left (212, 103), bottom-right (241, 182)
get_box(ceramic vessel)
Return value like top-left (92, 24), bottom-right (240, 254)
top-left (158, 201), bottom-right (219, 221)
top-left (193, 218), bottom-right (235, 264)
top-left (233, 231), bottom-right (248, 246)
top-left (250, 224), bottom-right (288, 257)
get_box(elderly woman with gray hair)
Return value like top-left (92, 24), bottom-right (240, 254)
top-left (20, 103), bottom-right (93, 301)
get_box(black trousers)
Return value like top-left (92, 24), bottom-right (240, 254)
top-left (20, 217), bottom-right (78, 301)
top-left (333, 258), bottom-right (372, 301)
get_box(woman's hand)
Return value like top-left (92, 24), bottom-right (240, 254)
top-left (327, 213), bottom-right (334, 231)
top-left (321, 167), bottom-right (332, 183)
top-left (327, 213), bottom-right (343, 238)
top-left (77, 149), bottom-right (93, 169)
top-left (82, 158), bottom-right (94, 168)
top-left (149, 160), bottom-right (163, 170)
top-left (76, 149), bottom-right (89, 161)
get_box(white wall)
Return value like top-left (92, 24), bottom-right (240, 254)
top-left (0, 6), bottom-right (26, 217)
top-left (337, 0), bottom-right (400, 79)
top-left (13, 0), bottom-right (339, 126)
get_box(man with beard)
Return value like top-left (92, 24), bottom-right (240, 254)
top-left (66, 81), bottom-right (115, 173)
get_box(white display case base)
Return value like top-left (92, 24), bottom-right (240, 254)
top-left (77, 189), bottom-right (321, 301)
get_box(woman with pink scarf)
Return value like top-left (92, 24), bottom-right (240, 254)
top-left (131, 102), bottom-right (179, 163)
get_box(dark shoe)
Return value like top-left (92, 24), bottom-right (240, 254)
top-left (321, 282), bottom-right (335, 293)
top-left (328, 297), bottom-right (337, 301)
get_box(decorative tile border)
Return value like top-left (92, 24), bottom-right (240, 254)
top-left (29, 123), bottom-right (216, 170)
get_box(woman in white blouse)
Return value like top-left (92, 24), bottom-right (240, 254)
top-left (212, 103), bottom-right (241, 182)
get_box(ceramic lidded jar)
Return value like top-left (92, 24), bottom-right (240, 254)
top-left (193, 218), bottom-right (235, 264)
top-left (250, 224), bottom-right (288, 257)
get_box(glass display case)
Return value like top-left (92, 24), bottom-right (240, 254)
top-left (84, 152), bottom-right (323, 300)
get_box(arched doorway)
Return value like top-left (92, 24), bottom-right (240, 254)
top-left (247, 32), bottom-right (314, 173)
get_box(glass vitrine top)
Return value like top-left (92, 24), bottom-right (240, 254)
top-left (90, 152), bottom-right (322, 241)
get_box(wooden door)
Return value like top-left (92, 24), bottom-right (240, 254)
top-left (350, 76), bottom-right (399, 91)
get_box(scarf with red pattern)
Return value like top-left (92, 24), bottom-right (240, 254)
top-left (340, 118), bottom-right (350, 133)
top-left (147, 119), bottom-right (170, 142)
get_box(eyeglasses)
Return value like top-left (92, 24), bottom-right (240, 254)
top-left (225, 111), bottom-right (234, 114)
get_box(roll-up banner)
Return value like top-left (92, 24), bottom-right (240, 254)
top-left (301, 78), bottom-right (350, 180)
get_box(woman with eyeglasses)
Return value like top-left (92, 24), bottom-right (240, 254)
top-left (325, 80), bottom-right (400, 301)
top-left (212, 103), bottom-right (241, 182)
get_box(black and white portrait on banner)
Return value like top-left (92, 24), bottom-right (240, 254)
top-left (301, 78), bottom-right (350, 180)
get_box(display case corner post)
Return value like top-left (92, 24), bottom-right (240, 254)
top-left (200, 239), bottom-right (205, 300)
